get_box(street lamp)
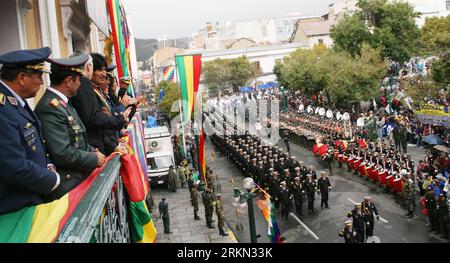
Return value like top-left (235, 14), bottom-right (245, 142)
top-left (233, 177), bottom-right (258, 243)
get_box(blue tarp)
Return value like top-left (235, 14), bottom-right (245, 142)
top-left (147, 116), bottom-right (158, 128)
top-left (240, 87), bottom-right (254, 92)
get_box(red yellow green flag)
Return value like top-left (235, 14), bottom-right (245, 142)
top-left (175, 54), bottom-right (202, 124)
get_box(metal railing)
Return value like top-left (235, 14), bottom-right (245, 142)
top-left (56, 155), bottom-right (131, 243)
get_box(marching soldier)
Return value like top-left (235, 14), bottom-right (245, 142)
top-left (305, 174), bottom-right (317, 214)
top-left (339, 220), bottom-right (358, 243)
top-left (0, 47), bottom-right (62, 215)
top-left (347, 204), bottom-right (369, 243)
top-left (361, 197), bottom-right (380, 238)
top-left (317, 171), bottom-right (331, 209)
top-left (202, 187), bottom-right (215, 229)
top-left (214, 194), bottom-right (229, 236)
top-left (293, 176), bottom-right (304, 216)
top-left (280, 181), bottom-right (293, 220)
top-left (270, 171), bottom-right (282, 209)
top-left (190, 181), bottom-right (201, 220)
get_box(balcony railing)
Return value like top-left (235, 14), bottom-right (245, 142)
top-left (56, 155), bottom-right (131, 243)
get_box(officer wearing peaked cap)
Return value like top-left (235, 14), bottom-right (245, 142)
top-left (35, 54), bottom-right (106, 201)
top-left (0, 47), bottom-right (62, 215)
top-left (339, 220), bottom-right (358, 243)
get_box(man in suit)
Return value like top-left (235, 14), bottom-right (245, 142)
top-left (0, 47), bottom-right (61, 215)
top-left (71, 52), bottom-right (131, 155)
top-left (35, 54), bottom-right (106, 200)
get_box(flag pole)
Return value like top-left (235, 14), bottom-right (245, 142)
top-left (175, 56), bottom-right (188, 159)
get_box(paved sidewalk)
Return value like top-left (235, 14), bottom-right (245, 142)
top-left (151, 185), bottom-right (238, 243)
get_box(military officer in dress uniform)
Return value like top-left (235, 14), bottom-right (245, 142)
top-left (293, 176), bottom-right (304, 216)
top-left (347, 204), bottom-right (369, 243)
top-left (361, 197), bottom-right (380, 238)
top-left (305, 174), bottom-right (317, 214)
top-left (35, 54), bottom-right (106, 200)
top-left (0, 47), bottom-right (61, 215)
top-left (280, 181), bottom-right (292, 220)
top-left (317, 171), bottom-right (332, 209)
top-left (339, 220), bottom-right (358, 243)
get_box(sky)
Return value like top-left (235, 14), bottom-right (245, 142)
top-left (124, 0), bottom-right (334, 39)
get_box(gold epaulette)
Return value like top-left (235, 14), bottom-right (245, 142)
top-left (50, 98), bottom-right (60, 108)
top-left (0, 93), bottom-right (5, 106)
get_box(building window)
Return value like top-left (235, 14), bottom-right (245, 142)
top-left (447, 0), bottom-right (450, 11)
top-left (318, 39), bottom-right (324, 44)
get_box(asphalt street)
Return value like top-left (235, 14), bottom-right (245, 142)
top-left (206, 136), bottom-right (449, 243)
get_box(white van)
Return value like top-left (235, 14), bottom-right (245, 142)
top-left (144, 126), bottom-right (175, 185)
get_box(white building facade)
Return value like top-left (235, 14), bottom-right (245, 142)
top-left (186, 42), bottom-right (308, 84)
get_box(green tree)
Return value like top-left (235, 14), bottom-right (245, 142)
top-left (431, 52), bottom-right (450, 87)
top-left (273, 61), bottom-right (288, 89)
top-left (323, 46), bottom-right (386, 108)
top-left (282, 49), bottom-right (325, 97)
top-left (330, 14), bottom-right (372, 57)
top-left (203, 58), bottom-right (230, 91)
top-left (276, 46), bottom-right (386, 108)
top-left (421, 15), bottom-right (450, 56)
top-left (203, 56), bottom-right (254, 92)
top-left (154, 81), bottom-right (181, 120)
top-left (228, 56), bottom-right (254, 91)
top-left (331, 0), bottom-right (420, 63)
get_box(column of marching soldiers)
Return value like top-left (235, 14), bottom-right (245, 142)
top-left (204, 108), bottom-right (388, 243)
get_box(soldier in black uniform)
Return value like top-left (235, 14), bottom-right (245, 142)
top-left (305, 174), bottom-right (317, 214)
top-left (270, 171), bottom-right (281, 209)
top-left (317, 171), bottom-right (332, 209)
top-left (279, 181), bottom-right (292, 220)
top-left (339, 220), bottom-right (358, 243)
top-left (347, 204), bottom-right (369, 243)
top-left (293, 176), bottom-right (304, 216)
top-left (361, 197), bottom-right (379, 238)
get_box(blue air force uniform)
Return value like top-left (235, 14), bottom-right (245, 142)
top-left (0, 47), bottom-right (59, 215)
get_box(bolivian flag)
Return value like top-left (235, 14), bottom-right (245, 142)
top-left (120, 145), bottom-right (157, 243)
top-left (0, 155), bottom-right (118, 243)
top-left (0, 152), bottom-right (157, 243)
top-left (175, 54), bottom-right (202, 124)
